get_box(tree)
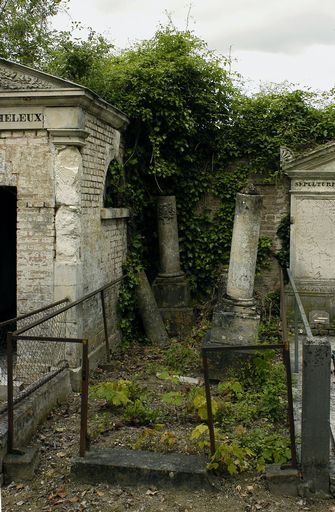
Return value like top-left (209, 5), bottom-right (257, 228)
top-left (0, 0), bottom-right (67, 67)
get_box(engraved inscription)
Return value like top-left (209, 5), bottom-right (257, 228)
top-left (295, 180), bottom-right (335, 187)
top-left (0, 112), bottom-right (43, 123)
top-left (158, 203), bottom-right (176, 224)
top-left (0, 108), bottom-right (44, 129)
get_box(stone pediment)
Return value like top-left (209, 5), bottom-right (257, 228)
top-left (0, 58), bottom-right (80, 91)
top-left (281, 140), bottom-right (335, 176)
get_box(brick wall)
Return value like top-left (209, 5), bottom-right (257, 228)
top-left (254, 175), bottom-right (290, 297)
top-left (0, 131), bottom-right (55, 313)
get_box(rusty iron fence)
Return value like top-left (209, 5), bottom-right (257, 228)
top-left (0, 299), bottom-right (70, 390)
top-left (202, 269), bottom-right (298, 469)
top-left (4, 276), bottom-right (124, 455)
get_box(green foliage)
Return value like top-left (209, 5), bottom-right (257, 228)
top-left (44, 26), bottom-right (335, 335)
top-left (256, 236), bottom-right (273, 273)
top-left (117, 235), bottom-right (144, 343)
top-left (89, 380), bottom-right (136, 407)
top-left (90, 379), bottom-right (163, 426)
top-left (124, 399), bottom-right (162, 426)
top-left (191, 350), bottom-right (291, 475)
top-left (161, 391), bottom-right (184, 407)
top-left (189, 388), bottom-right (218, 421)
top-left (0, 0), bottom-right (67, 66)
top-left (164, 340), bottom-right (200, 373)
top-left (276, 214), bottom-right (291, 268)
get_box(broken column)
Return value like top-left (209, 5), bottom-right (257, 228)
top-left (136, 271), bottom-right (168, 345)
top-left (152, 196), bottom-right (193, 338)
top-left (210, 190), bottom-right (262, 345)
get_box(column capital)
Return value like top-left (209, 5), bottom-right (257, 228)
top-left (48, 128), bottom-right (89, 148)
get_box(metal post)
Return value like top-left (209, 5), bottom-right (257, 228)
top-left (301, 337), bottom-right (331, 493)
top-left (293, 301), bottom-right (299, 373)
top-left (202, 352), bottom-right (216, 456)
top-left (280, 270), bottom-right (298, 468)
top-left (100, 290), bottom-right (110, 363)
top-left (80, 339), bottom-right (89, 457)
top-left (7, 332), bottom-right (14, 453)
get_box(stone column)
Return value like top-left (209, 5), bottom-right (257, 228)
top-left (226, 192), bottom-right (262, 303)
top-left (51, 129), bottom-right (89, 367)
top-left (157, 196), bottom-right (183, 277)
top-left (152, 196), bottom-right (193, 338)
top-left (210, 191), bottom-right (262, 347)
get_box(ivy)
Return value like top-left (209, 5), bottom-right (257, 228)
top-left (45, 26), bottom-right (335, 340)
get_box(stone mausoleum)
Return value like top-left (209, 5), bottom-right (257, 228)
top-left (282, 142), bottom-right (335, 330)
top-left (0, 58), bottom-right (129, 365)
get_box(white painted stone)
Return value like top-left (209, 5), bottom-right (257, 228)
top-left (55, 206), bottom-right (80, 260)
top-left (55, 146), bottom-right (81, 206)
top-left (291, 197), bottom-right (335, 280)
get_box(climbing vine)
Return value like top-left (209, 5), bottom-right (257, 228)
top-left (46, 26), bottom-right (335, 339)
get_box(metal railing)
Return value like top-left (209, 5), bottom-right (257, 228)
top-left (286, 268), bottom-right (313, 373)
top-left (5, 276), bottom-right (124, 455)
top-left (202, 269), bottom-right (298, 469)
top-left (0, 299), bottom-right (70, 391)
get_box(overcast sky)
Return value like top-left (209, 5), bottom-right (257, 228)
top-left (53, 0), bottom-right (335, 93)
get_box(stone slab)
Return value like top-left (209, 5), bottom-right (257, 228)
top-left (158, 307), bottom-right (194, 339)
top-left (153, 275), bottom-right (191, 308)
top-left (3, 445), bottom-right (40, 483)
top-left (71, 448), bottom-right (211, 490)
top-left (265, 464), bottom-right (301, 497)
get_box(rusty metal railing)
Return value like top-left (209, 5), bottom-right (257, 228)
top-left (202, 268), bottom-right (298, 469)
top-left (5, 276), bottom-right (124, 455)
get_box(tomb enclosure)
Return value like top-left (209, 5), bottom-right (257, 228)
top-left (0, 58), bottom-right (129, 366)
top-left (282, 141), bottom-right (335, 330)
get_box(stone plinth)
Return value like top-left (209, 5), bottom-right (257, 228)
top-left (152, 196), bottom-right (193, 339)
top-left (283, 142), bottom-right (335, 327)
top-left (210, 191), bottom-right (262, 347)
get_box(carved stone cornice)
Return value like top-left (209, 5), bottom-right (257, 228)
top-left (283, 140), bottom-right (335, 176)
top-left (48, 129), bottom-right (90, 147)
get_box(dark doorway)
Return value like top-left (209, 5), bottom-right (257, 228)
top-left (0, 187), bottom-right (17, 323)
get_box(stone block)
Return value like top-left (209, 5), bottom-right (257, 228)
top-left (265, 464), bottom-right (301, 496)
top-left (152, 274), bottom-right (191, 308)
top-left (4, 446), bottom-right (40, 483)
top-left (71, 448), bottom-right (211, 490)
top-left (210, 309), bottom-right (260, 345)
top-left (159, 307), bottom-right (194, 339)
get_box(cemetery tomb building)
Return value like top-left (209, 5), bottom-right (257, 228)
top-left (282, 141), bottom-right (335, 329)
top-left (0, 58), bottom-right (129, 366)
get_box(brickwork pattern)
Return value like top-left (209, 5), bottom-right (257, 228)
top-left (0, 131), bottom-right (55, 314)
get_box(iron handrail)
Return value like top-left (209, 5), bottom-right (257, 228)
top-left (0, 298), bottom-right (69, 329)
top-left (286, 268), bottom-right (313, 338)
top-left (13, 275), bottom-right (124, 336)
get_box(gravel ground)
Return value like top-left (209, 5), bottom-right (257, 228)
top-left (2, 343), bottom-right (335, 512)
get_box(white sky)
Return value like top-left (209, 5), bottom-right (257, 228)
top-left (53, 0), bottom-right (335, 93)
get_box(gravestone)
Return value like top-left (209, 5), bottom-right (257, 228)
top-left (282, 142), bottom-right (335, 328)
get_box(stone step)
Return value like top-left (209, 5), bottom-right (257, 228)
top-left (71, 448), bottom-right (211, 490)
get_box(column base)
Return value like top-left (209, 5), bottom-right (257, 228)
top-left (210, 295), bottom-right (259, 346)
top-left (158, 307), bottom-right (194, 339)
top-left (152, 273), bottom-right (193, 338)
top-left (152, 273), bottom-right (191, 308)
